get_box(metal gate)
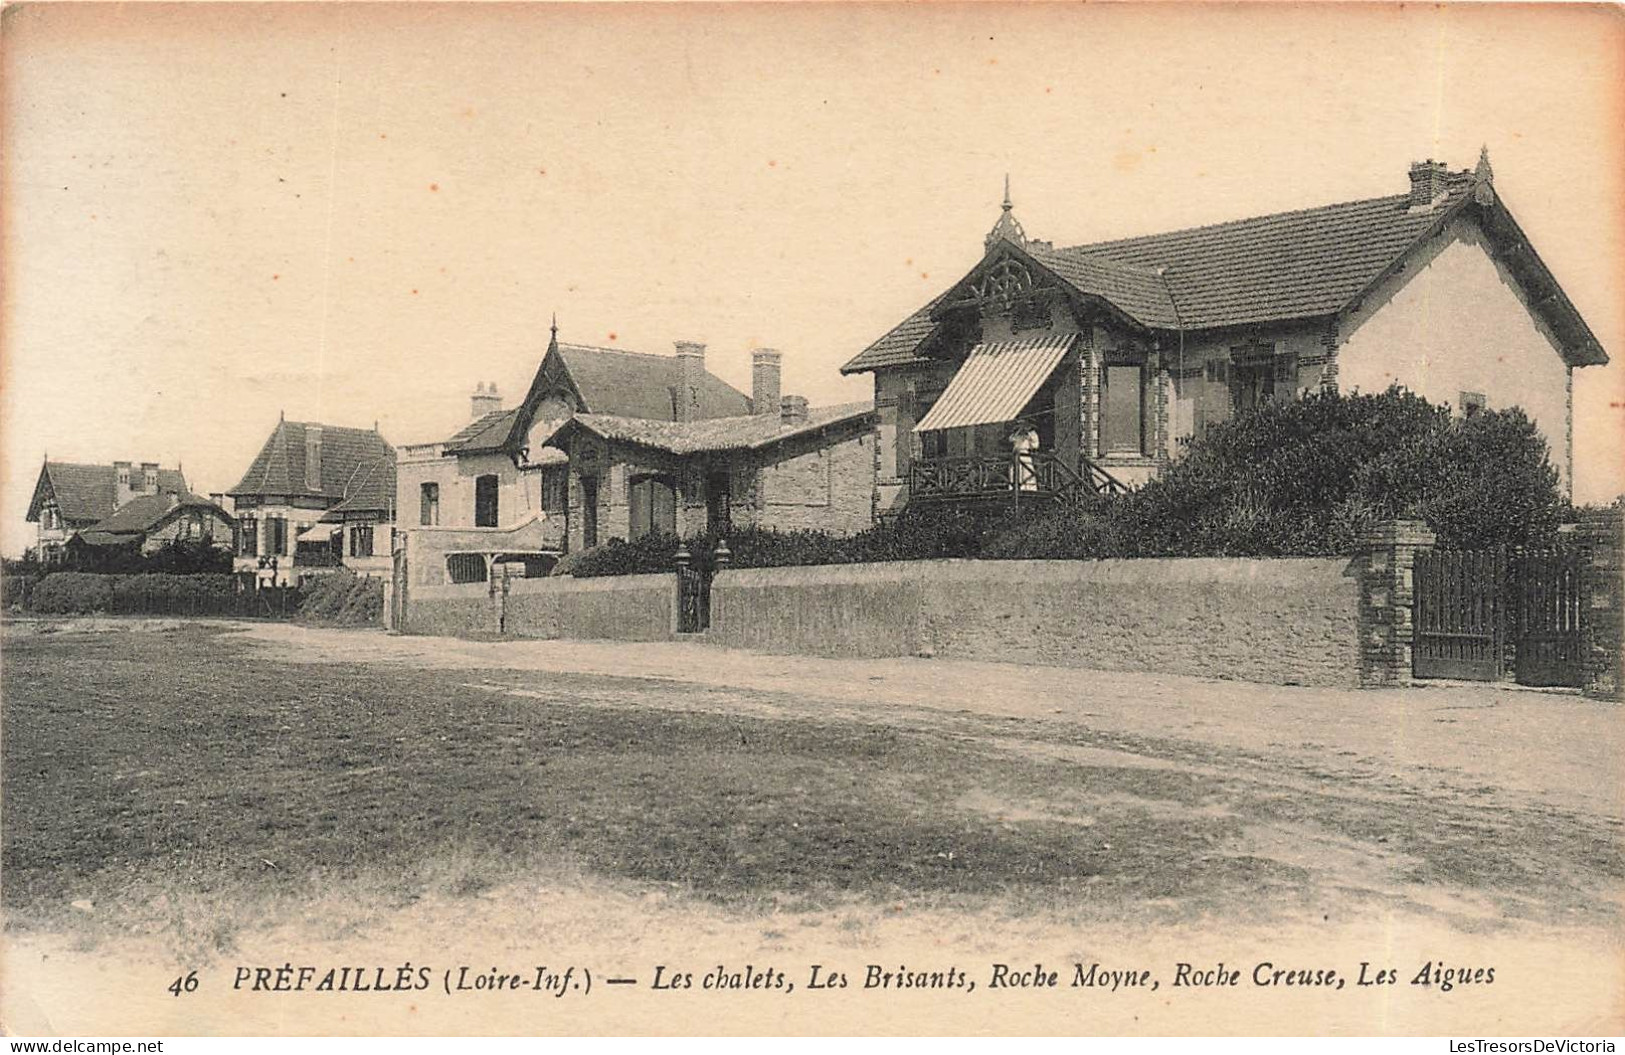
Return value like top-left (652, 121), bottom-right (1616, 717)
top-left (1413, 548), bottom-right (1505, 681)
top-left (676, 553), bottom-right (710, 634)
top-left (1413, 546), bottom-right (1584, 686)
top-left (1512, 548), bottom-right (1584, 687)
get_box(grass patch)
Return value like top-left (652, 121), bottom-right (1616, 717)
top-left (2, 626), bottom-right (1299, 927)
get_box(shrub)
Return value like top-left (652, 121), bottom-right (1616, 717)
top-left (108, 574), bottom-right (239, 615)
top-left (989, 388), bottom-right (1567, 559)
top-left (64, 538), bottom-right (234, 575)
top-left (29, 573), bottom-right (117, 614)
top-left (295, 572), bottom-right (384, 627)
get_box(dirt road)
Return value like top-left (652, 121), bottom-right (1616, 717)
top-left (3, 620), bottom-right (1620, 1035)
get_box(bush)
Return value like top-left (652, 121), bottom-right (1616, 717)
top-left (29, 573), bottom-right (117, 614)
top-left (552, 389), bottom-right (1570, 573)
top-left (561, 505), bottom-right (1027, 577)
top-left (295, 572), bottom-right (383, 627)
top-left (64, 539), bottom-right (234, 575)
top-left (107, 574), bottom-right (239, 614)
top-left (988, 388), bottom-right (1567, 559)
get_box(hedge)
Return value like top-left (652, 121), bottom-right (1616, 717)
top-left (295, 572), bottom-right (384, 627)
top-left (557, 388), bottom-right (1570, 574)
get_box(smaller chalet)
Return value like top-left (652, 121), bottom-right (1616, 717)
top-left (68, 491), bottom-right (236, 567)
top-left (226, 418), bottom-right (396, 583)
top-left (397, 326), bottom-right (873, 589)
top-left (25, 459), bottom-right (192, 563)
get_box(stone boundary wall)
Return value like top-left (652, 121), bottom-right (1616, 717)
top-left (710, 557), bottom-right (1361, 687)
top-left (398, 573), bottom-right (675, 641)
top-left (504, 573), bottom-right (676, 642)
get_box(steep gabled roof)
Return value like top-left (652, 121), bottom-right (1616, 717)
top-left (88, 492), bottom-right (230, 536)
top-left (325, 454), bottom-right (399, 516)
top-left (26, 461), bottom-right (189, 523)
top-left (445, 333), bottom-right (753, 454)
top-left (545, 402), bottom-right (875, 457)
top-left (843, 164), bottom-right (1608, 373)
top-left (228, 420), bottom-right (396, 499)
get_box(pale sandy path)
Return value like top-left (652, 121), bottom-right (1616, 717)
top-left (228, 623), bottom-right (1624, 821)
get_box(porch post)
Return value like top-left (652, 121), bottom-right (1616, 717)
top-left (1355, 519), bottom-right (1436, 688)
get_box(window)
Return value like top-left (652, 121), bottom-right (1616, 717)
top-left (541, 468), bottom-right (567, 512)
top-left (1460, 391), bottom-right (1487, 417)
top-left (239, 517), bottom-right (258, 556)
top-left (446, 553), bottom-right (488, 584)
top-left (580, 476), bottom-right (600, 548)
top-left (420, 482), bottom-right (440, 526)
top-left (706, 472), bottom-right (732, 534)
top-left (350, 524), bottom-right (374, 558)
top-left (494, 553), bottom-right (556, 579)
top-left (1102, 364), bottom-right (1146, 455)
top-left (264, 517), bottom-right (288, 557)
top-left (628, 475), bottom-right (677, 540)
top-left (474, 474), bottom-right (500, 528)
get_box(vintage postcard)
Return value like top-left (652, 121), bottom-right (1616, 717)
top-left (2, 1), bottom-right (1622, 1039)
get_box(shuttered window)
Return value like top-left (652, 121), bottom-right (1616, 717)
top-left (474, 475), bottom-right (499, 528)
top-left (629, 475), bottom-right (677, 539)
top-left (1102, 365), bottom-right (1146, 455)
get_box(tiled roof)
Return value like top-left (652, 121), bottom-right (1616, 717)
top-left (551, 401), bottom-right (875, 456)
top-left (839, 296), bottom-right (945, 375)
top-left (557, 342), bottom-right (751, 421)
top-left (842, 172), bottom-right (1484, 373)
top-left (89, 492), bottom-right (227, 536)
top-left (1054, 179), bottom-right (1478, 330)
top-left (228, 420), bottom-right (396, 500)
top-left (442, 339), bottom-right (754, 453)
top-left (443, 409), bottom-right (519, 454)
top-left (325, 454), bottom-right (399, 515)
top-left (26, 462), bottom-right (189, 524)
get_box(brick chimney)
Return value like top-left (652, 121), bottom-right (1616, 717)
top-left (780, 395), bottom-right (809, 426)
top-left (1408, 159), bottom-right (1449, 208)
top-left (674, 341), bottom-right (706, 423)
top-left (114, 461), bottom-right (134, 506)
top-left (751, 348), bottom-right (782, 417)
top-left (305, 424), bottom-right (323, 493)
top-left (139, 462), bottom-right (159, 494)
top-left (471, 381), bottom-right (502, 421)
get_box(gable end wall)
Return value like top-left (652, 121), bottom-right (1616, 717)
top-left (1336, 215), bottom-right (1575, 492)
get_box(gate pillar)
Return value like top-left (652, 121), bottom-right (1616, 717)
top-left (1573, 510), bottom-right (1624, 701)
top-left (1356, 519), bottom-right (1436, 688)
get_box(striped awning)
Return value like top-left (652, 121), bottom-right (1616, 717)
top-left (914, 333), bottom-right (1077, 432)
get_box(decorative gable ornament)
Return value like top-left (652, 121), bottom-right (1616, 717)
top-left (985, 175), bottom-right (1028, 249)
top-left (971, 258), bottom-right (1035, 308)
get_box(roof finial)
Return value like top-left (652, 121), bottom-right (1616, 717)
top-left (1473, 145), bottom-right (1495, 205)
top-left (550, 312), bottom-right (558, 339)
top-left (986, 173), bottom-right (1027, 249)
top-left (279, 408), bottom-right (285, 422)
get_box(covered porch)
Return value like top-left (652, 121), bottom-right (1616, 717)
top-left (907, 333), bottom-right (1127, 505)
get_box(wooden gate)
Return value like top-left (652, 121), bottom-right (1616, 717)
top-left (1512, 548), bottom-right (1584, 687)
top-left (1413, 548), bottom-right (1505, 681)
top-left (1413, 546), bottom-right (1584, 686)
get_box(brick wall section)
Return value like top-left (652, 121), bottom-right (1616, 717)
top-left (1353, 519), bottom-right (1435, 687)
top-left (1575, 510), bottom-right (1624, 701)
top-left (710, 557), bottom-right (1361, 687)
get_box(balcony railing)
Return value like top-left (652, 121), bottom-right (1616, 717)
top-left (908, 451), bottom-right (1127, 504)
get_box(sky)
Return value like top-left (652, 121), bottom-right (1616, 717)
top-left (4, 2), bottom-right (1623, 555)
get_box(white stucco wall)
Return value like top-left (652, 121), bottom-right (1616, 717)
top-left (1337, 217), bottom-right (1573, 490)
top-left (398, 446), bottom-right (545, 530)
